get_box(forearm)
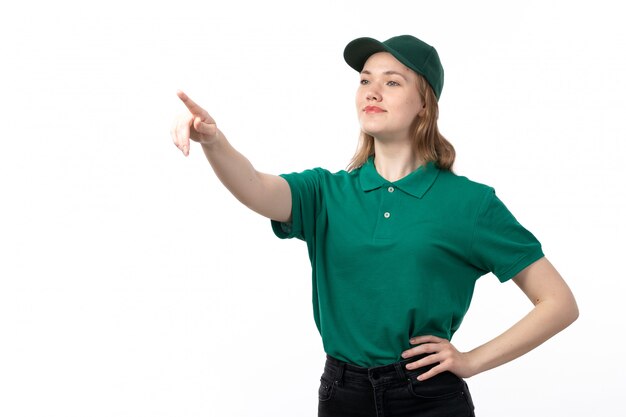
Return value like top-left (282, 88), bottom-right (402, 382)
top-left (467, 287), bottom-right (578, 376)
top-left (201, 130), bottom-right (259, 205)
top-left (201, 130), bottom-right (291, 221)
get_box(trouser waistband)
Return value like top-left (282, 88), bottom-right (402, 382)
top-left (323, 353), bottom-right (438, 388)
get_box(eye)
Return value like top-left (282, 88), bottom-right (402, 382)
top-left (387, 81), bottom-right (400, 86)
top-left (360, 79), bottom-right (369, 85)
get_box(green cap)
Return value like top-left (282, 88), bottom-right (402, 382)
top-left (343, 35), bottom-right (444, 100)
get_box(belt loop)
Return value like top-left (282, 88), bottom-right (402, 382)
top-left (394, 361), bottom-right (409, 381)
top-left (334, 361), bottom-right (346, 386)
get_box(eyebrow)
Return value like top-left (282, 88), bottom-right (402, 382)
top-left (360, 69), bottom-right (408, 81)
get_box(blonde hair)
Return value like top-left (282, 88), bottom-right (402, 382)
top-left (347, 74), bottom-right (455, 172)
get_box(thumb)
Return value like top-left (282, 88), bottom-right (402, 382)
top-left (193, 116), bottom-right (218, 137)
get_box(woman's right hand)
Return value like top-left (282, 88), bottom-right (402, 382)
top-left (170, 89), bottom-right (292, 222)
top-left (171, 90), bottom-right (220, 156)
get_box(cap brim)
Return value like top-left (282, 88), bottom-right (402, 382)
top-left (343, 37), bottom-right (391, 72)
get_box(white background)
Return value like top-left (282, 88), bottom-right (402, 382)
top-left (1, 0), bottom-right (624, 416)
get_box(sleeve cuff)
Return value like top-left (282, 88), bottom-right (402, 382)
top-left (497, 248), bottom-right (545, 283)
top-left (271, 218), bottom-right (296, 239)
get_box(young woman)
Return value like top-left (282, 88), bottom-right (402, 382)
top-left (171, 35), bottom-right (579, 417)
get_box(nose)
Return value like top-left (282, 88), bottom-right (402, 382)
top-left (366, 89), bottom-right (380, 101)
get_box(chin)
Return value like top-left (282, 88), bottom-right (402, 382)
top-left (362, 126), bottom-right (391, 138)
top-left (360, 123), bottom-right (385, 137)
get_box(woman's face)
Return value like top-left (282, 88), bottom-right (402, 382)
top-left (356, 52), bottom-right (424, 142)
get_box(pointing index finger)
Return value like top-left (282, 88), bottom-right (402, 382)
top-left (176, 90), bottom-right (205, 115)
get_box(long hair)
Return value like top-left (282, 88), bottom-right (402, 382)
top-left (346, 74), bottom-right (455, 172)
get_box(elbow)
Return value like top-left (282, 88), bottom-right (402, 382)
top-left (540, 292), bottom-right (579, 332)
top-left (560, 294), bottom-right (580, 330)
top-left (567, 298), bottom-right (580, 326)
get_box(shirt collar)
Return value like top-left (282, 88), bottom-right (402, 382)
top-left (359, 156), bottom-right (440, 198)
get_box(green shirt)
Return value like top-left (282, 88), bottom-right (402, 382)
top-left (271, 157), bottom-right (544, 367)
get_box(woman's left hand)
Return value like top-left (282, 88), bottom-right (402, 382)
top-left (400, 335), bottom-right (477, 381)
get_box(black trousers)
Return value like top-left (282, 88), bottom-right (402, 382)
top-left (318, 354), bottom-right (475, 417)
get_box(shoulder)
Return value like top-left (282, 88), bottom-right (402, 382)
top-left (281, 166), bottom-right (350, 178)
top-left (280, 166), bottom-right (356, 190)
top-left (435, 168), bottom-right (494, 201)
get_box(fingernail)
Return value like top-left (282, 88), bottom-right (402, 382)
top-left (401, 352), bottom-right (408, 358)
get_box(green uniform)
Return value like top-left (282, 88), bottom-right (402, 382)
top-left (271, 157), bottom-right (544, 367)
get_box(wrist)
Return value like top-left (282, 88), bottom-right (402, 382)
top-left (463, 349), bottom-right (486, 378)
top-left (201, 129), bottom-right (224, 150)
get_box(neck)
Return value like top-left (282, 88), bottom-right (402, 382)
top-left (372, 139), bottom-right (424, 182)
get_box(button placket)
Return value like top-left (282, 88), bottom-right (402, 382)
top-left (383, 184), bottom-right (395, 220)
top-left (373, 184), bottom-right (398, 239)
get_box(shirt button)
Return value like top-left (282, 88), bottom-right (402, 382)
top-left (384, 212), bottom-right (391, 219)
top-left (388, 186), bottom-right (395, 193)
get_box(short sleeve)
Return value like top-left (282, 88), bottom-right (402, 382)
top-left (270, 168), bottom-right (324, 241)
top-left (469, 188), bottom-right (545, 282)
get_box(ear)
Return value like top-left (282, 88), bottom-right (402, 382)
top-left (417, 104), bottom-right (426, 117)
